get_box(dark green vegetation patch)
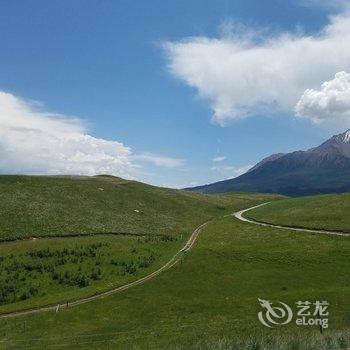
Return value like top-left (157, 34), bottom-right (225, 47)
top-left (0, 234), bottom-right (174, 313)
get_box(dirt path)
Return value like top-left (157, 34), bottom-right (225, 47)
top-left (5, 200), bottom-right (344, 320)
top-left (233, 202), bottom-right (350, 237)
top-left (0, 222), bottom-right (209, 319)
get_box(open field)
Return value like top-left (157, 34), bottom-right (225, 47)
top-left (0, 176), bottom-right (282, 316)
top-left (245, 193), bottom-right (350, 233)
top-left (1, 214), bottom-right (349, 349)
top-left (0, 175), bottom-right (348, 349)
top-left (0, 175), bottom-right (282, 241)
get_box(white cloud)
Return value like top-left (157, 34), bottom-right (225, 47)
top-left (0, 91), bottom-right (184, 177)
top-left (0, 91), bottom-right (135, 177)
top-left (212, 156), bottom-right (226, 162)
top-left (211, 164), bottom-right (252, 178)
top-left (164, 9), bottom-right (350, 125)
top-left (296, 71), bottom-right (350, 123)
top-left (133, 152), bottom-right (185, 168)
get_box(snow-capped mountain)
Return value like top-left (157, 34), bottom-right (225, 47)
top-left (187, 129), bottom-right (350, 196)
top-left (336, 129), bottom-right (350, 143)
top-left (313, 129), bottom-right (350, 158)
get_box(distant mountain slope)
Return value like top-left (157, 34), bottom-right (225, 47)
top-left (188, 129), bottom-right (350, 196)
top-left (246, 153), bottom-right (285, 173)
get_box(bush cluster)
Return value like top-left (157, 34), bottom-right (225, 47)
top-left (0, 280), bottom-right (38, 304)
top-left (110, 253), bottom-right (155, 274)
top-left (0, 241), bottom-right (158, 306)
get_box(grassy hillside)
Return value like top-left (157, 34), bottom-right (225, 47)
top-left (1, 215), bottom-right (349, 349)
top-left (246, 193), bottom-right (350, 232)
top-left (1, 176), bottom-right (348, 349)
top-left (0, 175), bottom-right (281, 241)
top-left (0, 175), bottom-right (282, 315)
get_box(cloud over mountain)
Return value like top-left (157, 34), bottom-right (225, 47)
top-left (164, 9), bottom-right (350, 125)
top-left (296, 71), bottom-right (350, 124)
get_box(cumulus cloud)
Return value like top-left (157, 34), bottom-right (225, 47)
top-left (164, 9), bottom-right (350, 125)
top-left (133, 152), bottom-right (185, 168)
top-left (0, 91), bottom-right (184, 177)
top-left (0, 91), bottom-right (134, 177)
top-left (212, 156), bottom-right (226, 162)
top-left (296, 71), bottom-right (350, 123)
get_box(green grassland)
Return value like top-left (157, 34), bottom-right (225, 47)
top-left (0, 175), bottom-right (281, 241)
top-left (0, 175), bottom-right (348, 349)
top-left (0, 175), bottom-right (281, 316)
top-left (246, 193), bottom-right (350, 232)
top-left (1, 214), bottom-right (350, 349)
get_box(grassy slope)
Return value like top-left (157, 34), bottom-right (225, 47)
top-left (0, 175), bottom-right (282, 317)
top-left (246, 193), bottom-right (350, 232)
top-left (2, 176), bottom-right (348, 348)
top-left (0, 175), bottom-right (282, 241)
top-left (1, 215), bottom-right (349, 349)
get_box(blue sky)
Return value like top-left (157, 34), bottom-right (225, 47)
top-left (1, 0), bottom-right (350, 187)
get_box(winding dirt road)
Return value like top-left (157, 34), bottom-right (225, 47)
top-left (233, 202), bottom-right (350, 237)
top-left (2, 201), bottom-right (346, 319)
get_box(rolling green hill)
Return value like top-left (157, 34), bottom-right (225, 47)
top-left (246, 193), bottom-right (350, 233)
top-left (0, 175), bottom-right (281, 242)
top-left (0, 176), bottom-right (348, 349)
top-left (0, 175), bottom-right (282, 315)
top-left (1, 212), bottom-right (349, 349)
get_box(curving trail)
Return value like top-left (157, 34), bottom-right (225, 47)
top-left (0, 222), bottom-right (209, 319)
top-left (233, 202), bottom-right (350, 237)
top-left (3, 201), bottom-right (345, 319)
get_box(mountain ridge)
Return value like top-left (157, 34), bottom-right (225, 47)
top-left (187, 129), bottom-right (350, 196)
